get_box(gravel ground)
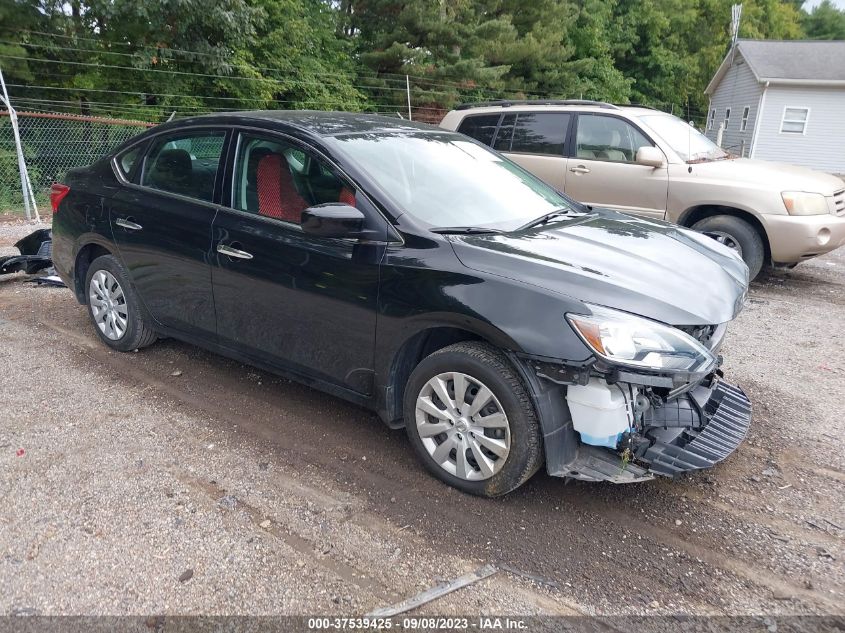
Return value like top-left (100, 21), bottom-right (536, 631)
top-left (0, 216), bottom-right (843, 618)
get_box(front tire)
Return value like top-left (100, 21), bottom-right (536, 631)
top-left (85, 254), bottom-right (157, 352)
top-left (692, 215), bottom-right (765, 280)
top-left (403, 342), bottom-right (543, 497)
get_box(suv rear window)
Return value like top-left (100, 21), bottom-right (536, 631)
top-left (457, 114), bottom-right (500, 147)
top-left (510, 113), bottom-right (570, 155)
top-left (493, 113), bottom-right (570, 156)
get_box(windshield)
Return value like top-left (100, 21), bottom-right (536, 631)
top-left (639, 114), bottom-right (728, 162)
top-left (328, 131), bottom-right (576, 229)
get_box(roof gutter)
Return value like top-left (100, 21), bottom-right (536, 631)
top-left (758, 78), bottom-right (845, 87)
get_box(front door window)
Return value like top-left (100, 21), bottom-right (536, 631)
top-left (575, 115), bottom-right (651, 162)
top-left (232, 135), bottom-right (356, 225)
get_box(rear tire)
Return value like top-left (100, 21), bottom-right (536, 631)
top-left (692, 215), bottom-right (765, 281)
top-left (85, 254), bottom-right (157, 352)
top-left (403, 342), bottom-right (543, 497)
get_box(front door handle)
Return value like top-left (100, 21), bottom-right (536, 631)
top-left (569, 165), bottom-right (591, 174)
top-left (115, 217), bottom-right (143, 231)
top-left (217, 243), bottom-right (253, 260)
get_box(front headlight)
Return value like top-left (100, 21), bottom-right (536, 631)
top-left (782, 191), bottom-right (828, 216)
top-left (566, 304), bottom-right (716, 373)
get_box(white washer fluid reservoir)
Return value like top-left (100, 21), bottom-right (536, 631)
top-left (566, 378), bottom-right (632, 449)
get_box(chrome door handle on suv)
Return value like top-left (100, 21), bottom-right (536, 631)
top-left (115, 218), bottom-right (143, 231)
top-left (217, 243), bottom-right (254, 260)
top-left (569, 165), bottom-right (591, 174)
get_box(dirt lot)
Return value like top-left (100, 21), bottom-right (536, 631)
top-left (1, 216), bottom-right (843, 618)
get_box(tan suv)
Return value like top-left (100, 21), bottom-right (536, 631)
top-left (440, 100), bottom-right (845, 279)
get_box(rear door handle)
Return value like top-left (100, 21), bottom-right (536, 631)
top-left (115, 218), bottom-right (143, 231)
top-left (217, 244), bottom-right (253, 260)
top-left (569, 165), bottom-right (591, 174)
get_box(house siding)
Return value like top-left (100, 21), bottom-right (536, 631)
top-left (752, 85), bottom-right (845, 174)
top-left (705, 53), bottom-right (762, 156)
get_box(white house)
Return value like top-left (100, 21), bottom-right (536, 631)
top-left (704, 39), bottom-right (845, 174)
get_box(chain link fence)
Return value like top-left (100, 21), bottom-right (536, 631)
top-left (1, 111), bottom-right (154, 212)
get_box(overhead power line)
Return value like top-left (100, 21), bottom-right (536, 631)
top-left (5, 84), bottom-right (446, 112)
top-left (0, 28), bottom-right (561, 98)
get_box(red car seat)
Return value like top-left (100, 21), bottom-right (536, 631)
top-left (256, 154), bottom-right (309, 223)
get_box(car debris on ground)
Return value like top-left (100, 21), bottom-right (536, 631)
top-left (0, 228), bottom-right (65, 287)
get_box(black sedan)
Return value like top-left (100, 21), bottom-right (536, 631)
top-left (51, 111), bottom-right (752, 496)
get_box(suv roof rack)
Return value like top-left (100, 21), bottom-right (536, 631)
top-left (455, 99), bottom-right (620, 111)
top-left (613, 102), bottom-right (662, 111)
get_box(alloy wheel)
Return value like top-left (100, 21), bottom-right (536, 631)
top-left (89, 270), bottom-right (129, 341)
top-left (703, 230), bottom-right (743, 257)
top-left (415, 371), bottom-right (511, 481)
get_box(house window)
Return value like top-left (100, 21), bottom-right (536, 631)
top-left (724, 108), bottom-right (731, 130)
top-left (780, 107), bottom-right (809, 134)
top-left (741, 106), bottom-right (750, 132)
top-left (708, 109), bottom-right (715, 130)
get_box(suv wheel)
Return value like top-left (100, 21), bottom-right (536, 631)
top-left (85, 254), bottom-right (157, 352)
top-left (403, 342), bottom-right (543, 497)
top-left (692, 215), bottom-right (764, 280)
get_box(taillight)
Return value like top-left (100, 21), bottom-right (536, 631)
top-left (50, 183), bottom-right (70, 212)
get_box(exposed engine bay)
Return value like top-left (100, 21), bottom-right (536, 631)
top-left (522, 319), bottom-right (752, 483)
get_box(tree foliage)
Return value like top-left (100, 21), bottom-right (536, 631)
top-left (803, 0), bottom-right (845, 39)
top-left (0, 0), bottom-right (841, 123)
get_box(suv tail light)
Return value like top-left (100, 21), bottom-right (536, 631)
top-left (50, 183), bottom-right (70, 212)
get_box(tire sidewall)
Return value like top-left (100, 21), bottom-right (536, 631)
top-left (693, 216), bottom-right (764, 280)
top-left (403, 346), bottom-right (541, 496)
top-left (84, 255), bottom-right (145, 352)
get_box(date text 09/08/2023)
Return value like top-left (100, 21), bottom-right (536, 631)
top-left (307, 616), bottom-right (529, 630)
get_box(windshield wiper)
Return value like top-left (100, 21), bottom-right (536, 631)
top-left (516, 208), bottom-right (578, 232)
top-left (430, 226), bottom-right (505, 235)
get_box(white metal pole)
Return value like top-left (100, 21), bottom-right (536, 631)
top-left (0, 66), bottom-right (36, 222)
top-left (23, 164), bottom-right (40, 222)
top-left (406, 75), bottom-right (412, 121)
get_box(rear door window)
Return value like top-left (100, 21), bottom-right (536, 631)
top-left (140, 132), bottom-right (226, 202)
top-left (456, 114), bottom-right (501, 147)
top-left (493, 114), bottom-right (517, 151)
top-left (116, 146), bottom-right (142, 179)
top-left (509, 112), bottom-right (570, 156)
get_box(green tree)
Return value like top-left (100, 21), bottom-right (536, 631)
top-left (242, 0), bottom-right (365, 110)
top-left (1, 0), bottom-right (364, 120)
top-left (803, 0), bottom-right (845, 39)
top-left (484, 0), bottom-right (630, 100)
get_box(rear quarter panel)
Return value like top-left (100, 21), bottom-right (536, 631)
top-left (51, 161), bottom-right (120, 298)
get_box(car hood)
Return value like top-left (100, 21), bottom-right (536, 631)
top-left (691, 158), bottom-right (844, 195)
top-left (449, 210), bottom-right (749, 326)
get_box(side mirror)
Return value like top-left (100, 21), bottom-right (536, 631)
top-left (635, 146), bottom-right (666, 168)
top-left (301, 203), bottom-right (365, 239)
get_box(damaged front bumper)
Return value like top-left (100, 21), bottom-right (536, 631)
top-left (516, 350), bottom-right (752, 484)
top-left (560, 377), bottom-right (751, 483)
top-left (641, 379), bottom-right (751, 477)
